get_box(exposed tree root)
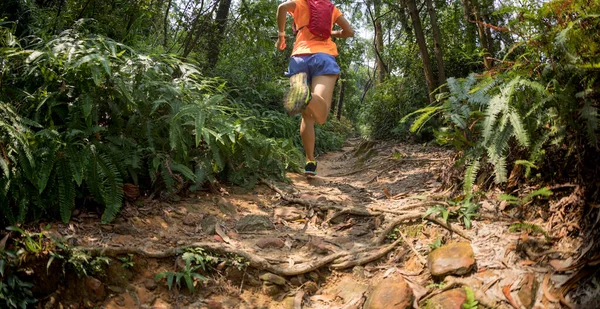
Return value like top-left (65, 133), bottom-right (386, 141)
top-left (375, 213), bottom-right (472, 245)
top-left (330, 237), bottom-right (404, 270)
top-left (82, 239), bottom-right (407, 277)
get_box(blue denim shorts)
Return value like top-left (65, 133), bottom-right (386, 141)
top-left (285, 53), bottom-right (340, 84)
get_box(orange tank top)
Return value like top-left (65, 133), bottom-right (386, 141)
top-left (290, 0), bottom-right (343, 57)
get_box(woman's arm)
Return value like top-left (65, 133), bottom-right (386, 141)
top-left (331, 15), bottom-right (354, 38)
top-left (276, 1), bottom-right (296, 50)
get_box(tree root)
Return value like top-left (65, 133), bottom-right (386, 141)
top-left (81, 238), bottom-right (407, 277)
top-left (375, 213), bottom-right (472, 245)
top-left (330, 237), bottom-right (404, 269)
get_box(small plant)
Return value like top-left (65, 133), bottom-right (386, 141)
top-left (155, 257), bottom-right (208, 293)
top-left (5, 226), bottom-right (48, 255)
top-left (118, 254), bottom-right (135, 269)
top-left (462, 286), bottom-right (478, 309)
top-left (0, 250), bottom-right (36, 309)
top-left (424, 199), bottom-right (480, 230)
top-left (428, 237), bottom-right (443, 250)
top-left (508, 222), bottom-right (550, 240)
top-left (426, 282), bottom-right (445, 289)
top-left (499, 187), bottom-right (552, 209)
top-left (387, 227), bottom-right (400, 240)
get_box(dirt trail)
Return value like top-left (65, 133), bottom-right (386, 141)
top-left (38, 138), bottom-right (584, 308)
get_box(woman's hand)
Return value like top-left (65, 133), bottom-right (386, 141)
top-left (275, 36), bottom-right (287, 50)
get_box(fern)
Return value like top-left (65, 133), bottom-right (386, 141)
top-left (57, 158), bottom-right (76, 223)
top-left (463, 160), bottom-right (481, 195)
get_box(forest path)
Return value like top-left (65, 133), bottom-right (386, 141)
top-left (57, 138), bottom-right (571, 308)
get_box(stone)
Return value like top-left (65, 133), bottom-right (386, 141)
top-left (329, 277), bottom-right (368, 303)
top-left (84, 277), bottom-right (106, 302)
top-left (517, 273), bottom-right (538, 309)
top-left (304, 281), bottom-right (319, 294)
top-left (216, 197), bottom-right (238, 217)
top-left (259, 272), bottom-right (287, 285)
top-left (428, 242), bottom-right (475, 277)
top-left (183, 213), bottom-right (202, 226)
top-left (151, 298), bottom-right (172, 309)
top-left (200, 215), bottom-right (218, 235)
top-left (274, 207), bottom-right (304, 221)
top-left (256, 237), bottom-right (285, 249)
top-left (425, 288), bottom-right (467, 309)
top-left (363, 275), bottom-right (413, 309)
top-left (262, 282), bottom-right (283, 296)
top-left (144, 279), bottom-right (157, 290)
top-left (235, 215), bottom-right (274, 232)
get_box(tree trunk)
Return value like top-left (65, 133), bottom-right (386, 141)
top-left (336, 78), bottom-right (346, 120)
top-left (463, 0), bottom-right (493, 69)
top-left (163, 0), bottom-right (173, 47)
top-left (460, 0), bottom-right (477, 54)
top-left (405, 0), bottom-right (436, 103)
top-left (373, 0), bottom-right (386, 83)
top-left (206, 0), bottom-right (232, 70)
top-left (425, 0), bottom-right (446, 87)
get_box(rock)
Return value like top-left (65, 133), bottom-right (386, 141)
top-left (200, 215), bottom-right (218, 235)
top-left (84, 277), bottom-right (106, 302)
top-left (425, 288), bottom-right (467, 309)
top-left (330, 276), bottom-right (368, 303)
top-left (274, 207), bottom-right (304, 221)
top-left (183, 213), bottom-right (201, 226)
top-left (262, 282), bottom-right (283, 296)
top-left (235, 215), bottom-right (274, 232)
top-left (428, 242), bottom-right (475, 277)
top-left (256, 237), bottom-right (285, 249)
top-left (151, 298), bottom-right (172, 309)
top-left (517, 273), bottom-right (538, 309)
top-left (304, 281), bottom-right (319, 294)
top-left (363, 275), bottom-right (413, 309)
top-left (216, 197), bottom-right (238, 217)
top-left (144, 279), bottom-right (157, 290)
top-left (259, 272), bottom-right (286, 285)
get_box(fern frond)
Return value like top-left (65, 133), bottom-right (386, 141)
top-left (463, 159), bottom-right (481, 195)
top-left (98, 153), bottom-right (124, 223)
top-left (580, 101), bottom-right (598, 147)
top-left (509, 108), bottom-right (530, 147)
top-left (523, 187), bottom-right (552, 204)
top-left (57, 158), bottom-right (75, 223)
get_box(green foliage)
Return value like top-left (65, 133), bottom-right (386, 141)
top-left (118, 254), bottom-right (135, 269)
top-left (462, 286), bottom-right (479, 309)
top-left (499, 187), bottom-right (553, 207)
top-left (154, 247), bottom-right (247, 293)
top-left (0, 250), bottom-right (36, 309)
top-left (428, 237), bottom-right (444, 250)
top-left (424, 199), bottom-right (480, 230)
top-left (0, 25), bottom-right (321, 225)
top-left (508, 222), bottom-right (550, 240)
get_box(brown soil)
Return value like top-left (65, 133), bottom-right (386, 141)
top-left (15, 138), bottom-right (597, 308)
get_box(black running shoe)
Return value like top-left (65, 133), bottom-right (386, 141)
top-left (304, 161), bottom-right (317, 176)
top-left (283, 72), bottom-right (311, 116)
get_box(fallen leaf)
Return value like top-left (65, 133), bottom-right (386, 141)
top-left (518, 259), bottom-right (537, 266)
top-left (294, 290), bottom-right (305, 309)
top-left (0, 233), bottom-right (9, 250)
top-left (549, 258), bottom-right (573, 271)
top-left (542, 273), bottom-right (559, 303)
top-left (215, 223), bottom-right (231, 244)
top-left (502, 282), bottom-right (520, 309)
top-left (383, 267), bottom-right (396, 278)
top-left (311, 294), bottom-right (336, 303)
top-left (384, 188), bottom-right (391, 199)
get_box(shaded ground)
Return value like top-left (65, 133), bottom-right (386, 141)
top-left (26, 138), bottom-right (597, 308)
